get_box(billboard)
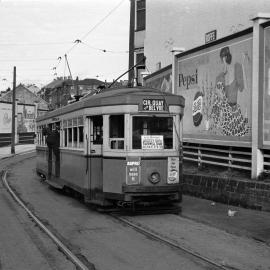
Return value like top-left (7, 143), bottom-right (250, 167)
top-left (176, 35), bottom-right (252, 144)
top-left (17, 104), bottom-right (35, 133)
top-left (0, 102), bottom-right (36, 133)
top-left (0, 102), bottom-right (12, 133)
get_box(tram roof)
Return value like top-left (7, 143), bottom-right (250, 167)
top-left (36, 87), bottom-right (185, 122)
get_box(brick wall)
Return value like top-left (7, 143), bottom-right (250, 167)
top-left (183, 174), bottom-right (270, 211)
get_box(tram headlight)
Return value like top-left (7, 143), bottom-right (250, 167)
top-left (148, 172), bottom-right (160, 184)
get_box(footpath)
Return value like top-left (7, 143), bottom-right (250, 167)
top-left (1, 144), bottom-right (270, 246)
top-left (0, 144), bottom-right (36, 160)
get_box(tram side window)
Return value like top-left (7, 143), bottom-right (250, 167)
top-left (63, 120), bottom-right (67, 147)
top-left (132, 116), bottom-right (173, 149)
top-left (93, 115), bottom-right (103, 145)
top-left (68, 127), bottom-right (72, 147)
top-left (109, 115), bottom-right (124, 149)
top-left (63, 117), bottom-right (84, 148)
top-left (37, 125), bottom-right (43, 145)
top-left (78, 126), bottom-right (84, 147)
top-left (64, 129), bottom-right (68, 147)
top-left (73, 126), bottom-right (78, 146)
top-left (39, 125), bottom-right (46, 145)
top-left (78, 116), bottom-right (84, 148)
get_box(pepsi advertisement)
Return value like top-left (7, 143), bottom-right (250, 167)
top-left (176, 35), bottom-right (252, 144)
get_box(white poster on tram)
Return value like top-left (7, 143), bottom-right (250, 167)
top-left (141, 135), bottom-right (164, 150)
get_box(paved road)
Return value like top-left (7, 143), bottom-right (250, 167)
top-left (2, 155), bottom-right (270, 270)
top-left (0, 144), bottom-right (35, 160)
top-left (2, 155), bottom-right (223, 270)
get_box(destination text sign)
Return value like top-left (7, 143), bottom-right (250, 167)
top-left (142, 99), bottom-right (165, 111)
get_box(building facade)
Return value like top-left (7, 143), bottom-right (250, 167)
top-left (129, 0), bottom-right (270, 84)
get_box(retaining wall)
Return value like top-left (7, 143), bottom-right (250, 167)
top-left (183, 173), bottom-right (270, 212)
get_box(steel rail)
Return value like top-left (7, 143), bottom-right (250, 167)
top-left (1, 170), bottom-right (93, 270)
top-left (113, 215), bottom-right (238, 270)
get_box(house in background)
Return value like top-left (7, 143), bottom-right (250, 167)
top-left (27, 84), bottom-right (41, 95)
top-left (40, 77), bottom-right (104, 110)
top-left (0, 83), bottom-right (48, 111)
top-left (0, 84), bottom-right (49, 146)
top-left (40, 77), bottom-right (129, 110)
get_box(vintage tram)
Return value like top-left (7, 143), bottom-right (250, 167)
top-left (36, 87), bottom-right (185, 210)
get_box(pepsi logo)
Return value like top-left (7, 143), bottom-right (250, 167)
top-left (192, 92), bottom-right (203, 127)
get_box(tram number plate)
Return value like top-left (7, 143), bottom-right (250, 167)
top-left (126, 157), bottom-right (141, 185)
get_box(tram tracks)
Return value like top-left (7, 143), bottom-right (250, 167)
top-left (2, 166), bottom-right (236, 270)
top-left (1, 169), bottom-right (95, 270)
top-left (1, 153), bottom-right (245, 270)
top-left (111, 214), bottom-right (239, 270)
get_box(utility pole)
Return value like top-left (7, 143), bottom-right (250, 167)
top-left (11, 66), bottom-right (16, 154)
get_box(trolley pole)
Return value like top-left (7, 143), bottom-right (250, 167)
top-left (11, 66), bottom-right (16, 154)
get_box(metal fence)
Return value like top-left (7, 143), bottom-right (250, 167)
top-left (183, 142), bottom-right (252, 171)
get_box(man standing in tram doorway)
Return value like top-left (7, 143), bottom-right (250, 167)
top-left (43, 124), bottom-right (60, 179)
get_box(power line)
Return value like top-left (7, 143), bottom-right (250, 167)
top-left (0, 41), bottom-right (72, 46)
top-left (81, 41), bottom-right (128, 54)
top-left (53, 0), bottom-right (126, 76)
top-left (0, 58), bottom-right (56, 62)
top-left (80, 0), bottom-right (125, 41)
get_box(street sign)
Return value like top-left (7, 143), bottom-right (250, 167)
top-left (205, 30), bottom-right (217, 44)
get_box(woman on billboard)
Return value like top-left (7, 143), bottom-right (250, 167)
top-left (212, 46), bottom-right (248, 136)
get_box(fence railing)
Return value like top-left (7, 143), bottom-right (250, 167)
top-left (183, 142), bottom-right (252, 171)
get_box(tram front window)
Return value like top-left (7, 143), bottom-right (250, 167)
top-left (132, 116), bottom-right (173, 149)
top-left (109, 115), bottom-right (124, 149)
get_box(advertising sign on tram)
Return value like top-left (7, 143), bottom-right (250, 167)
top-left (141, 135), bottom-right (164, 150)
top-left (126, 157), bottom-right (141, 185)
top-left (167, 157), bottom-right (179, 184)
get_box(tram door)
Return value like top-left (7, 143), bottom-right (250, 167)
top-left (88, 116), bottom-right (103, 200)
top-left (47, 122), bottom-right (60, 179)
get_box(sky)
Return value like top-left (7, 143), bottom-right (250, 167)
top-left (0, 0), bottom-right (130, 91)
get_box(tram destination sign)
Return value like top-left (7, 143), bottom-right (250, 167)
top-left (142, 99), bottom-right (165, 111)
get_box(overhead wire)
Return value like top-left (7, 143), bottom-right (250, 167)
top-left (0, 41), bottom-right (72, 46)
top-left (0, 1), bottom-right (127, 87)
top-left (81, 41), bottom-right (128, 54)
top-left (53, 0), bottom-right (126, 79)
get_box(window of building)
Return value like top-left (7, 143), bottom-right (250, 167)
top-left (132, 116), bottom-right (173, 149)
top-left (109, 114), bottom-right (124, 149)
top-left (136, 0), bottom-right (145, 31)
top-left (135, 52), bottom-right (145, 86)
